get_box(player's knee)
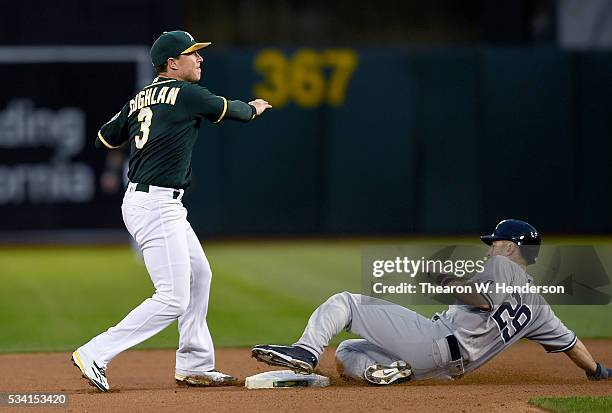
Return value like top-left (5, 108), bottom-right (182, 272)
top-left (329, 291), bottom-right (352, 305)
top-left (191, 258), bottom-right (212, 279)
top-left (170, 290), bottom-right (190, 314)
top-left (171, 299), bottom-right (189, 315)
top-left (328, 291), bottom-right (361, 313)
top-left (196, 265), bottom-right (212, 279)
top-left (335, 339), bottom-right (361, 356)
top-left (156, 290), bottom-right (189, 316)
top-left (160, 300), bottom-right (187, 317)
top-left (334, 340), bottom-right (369, 381)
top-left (336, 339), bottom-right (350, 354)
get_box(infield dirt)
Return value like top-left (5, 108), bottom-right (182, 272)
top-left (1, 340), bottom-right (611, 412)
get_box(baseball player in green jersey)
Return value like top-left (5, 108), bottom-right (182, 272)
top-left (252, 220), bottom-right (612, 385)
top-left (71, 30), bottom-right (271, 392)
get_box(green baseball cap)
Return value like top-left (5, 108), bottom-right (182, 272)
top-left (150, 30), bottom-right (211, 67)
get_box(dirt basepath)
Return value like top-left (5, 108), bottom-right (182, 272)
top-left (1, 340), bottom-right (611, 413)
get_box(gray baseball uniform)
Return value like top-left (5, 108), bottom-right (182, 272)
top-left (294, 255), bottom-right (576, 380)
top-left (437, 255), bottom-right (576, 374)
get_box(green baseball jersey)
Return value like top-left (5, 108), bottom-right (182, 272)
top-left (96, 76), bottom-right (256, 189)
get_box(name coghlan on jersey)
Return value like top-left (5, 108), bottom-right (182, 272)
top-left (128, 86), bottom-right (181, 116)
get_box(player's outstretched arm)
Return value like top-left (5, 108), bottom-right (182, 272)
top-left (224, 98), bottom-right (271, 122)
top-left (210, 97), bottom-right (271, 123)
top-left (565, 338), bottom-right (612, 380)
top-left (184, 85), bottom-right (271, 123)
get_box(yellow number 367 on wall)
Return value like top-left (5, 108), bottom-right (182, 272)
top-left (253, 49), bottom-right (358, 109)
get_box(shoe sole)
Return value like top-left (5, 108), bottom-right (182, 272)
top-left (364, 362), bottom-right (412, 385)
top-left (71, 351), bottom-right (109, 392)
top-left (251, 348), bottom-right (313, 374)
top-left (174, 374), bottom-right (238, 387)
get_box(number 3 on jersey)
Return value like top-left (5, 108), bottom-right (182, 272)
top-left (135, 107), bottom-right (153, 149)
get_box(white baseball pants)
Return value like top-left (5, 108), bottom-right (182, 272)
top-left (81, 183), bottom-right (215, 375)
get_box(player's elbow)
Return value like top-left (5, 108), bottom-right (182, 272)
top-left (474, 293), bottom-right (492, 311)
top-left (478, 304), bottom-right (492, 311)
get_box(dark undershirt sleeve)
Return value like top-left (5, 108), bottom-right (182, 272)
top-left (225, 99), bottom-right (257, 122)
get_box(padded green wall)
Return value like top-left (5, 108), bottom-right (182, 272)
top-left (186, 47), bottom-right (612, 235)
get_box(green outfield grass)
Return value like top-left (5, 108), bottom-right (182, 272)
top-left (529, 396), bottom-right (612, 413)
top-left (0, 239), bottom-right (611, 352)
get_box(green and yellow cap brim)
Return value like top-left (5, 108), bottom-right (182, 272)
top-left (181, 42), bottom-right (212, 55)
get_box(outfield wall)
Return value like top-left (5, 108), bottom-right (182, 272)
top-left (188, 47), bottom-right (612, 235)
top-left (1, 47), bottom-right (611, 237)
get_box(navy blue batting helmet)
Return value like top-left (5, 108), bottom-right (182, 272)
top-left (480, 219), bottom-right (541, 264)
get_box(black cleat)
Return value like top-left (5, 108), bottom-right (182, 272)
top-left (251, 345), bottom-right (318, 374)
